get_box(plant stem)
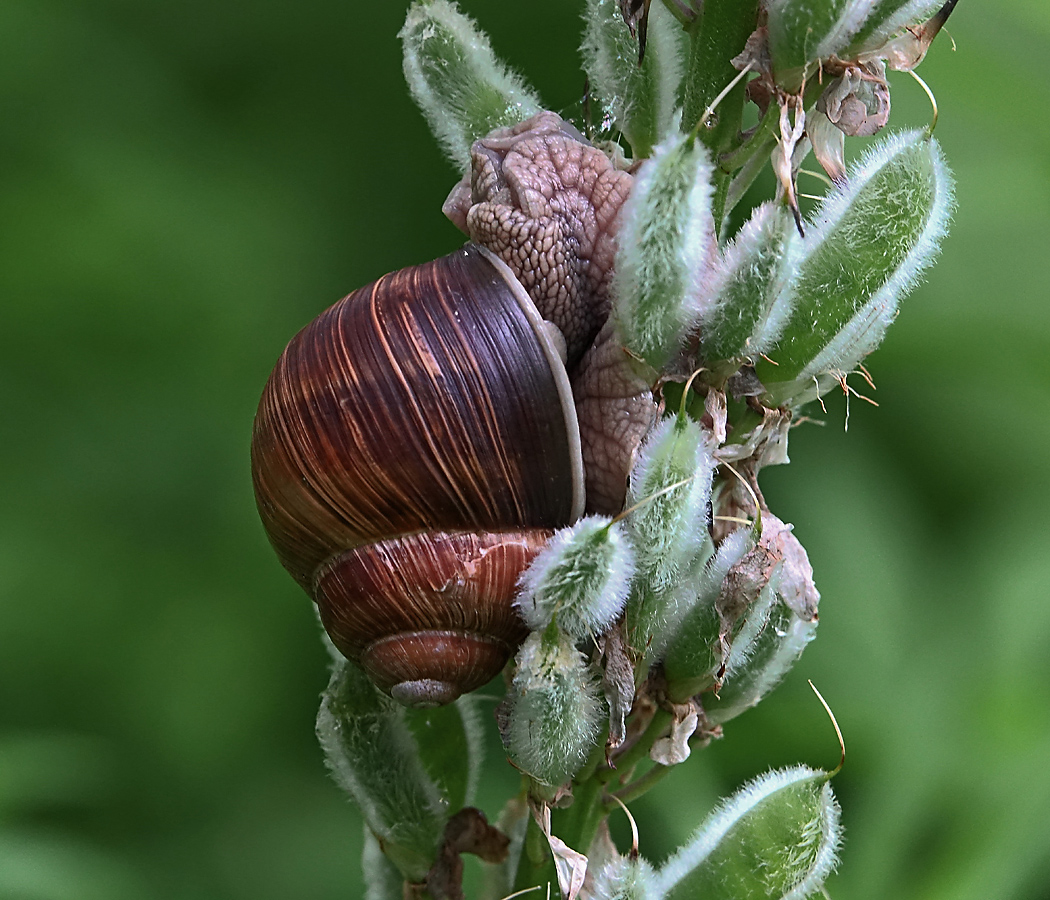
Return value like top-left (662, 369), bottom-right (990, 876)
top-left (556, 776), bottom-right (607, 855)
top-left (513, 810), bottom-right (558, 895)
top-left (511, 705), bottom-right (677, 893)
top-left (606, 708), bottom-right (672, 782)
top-left (608, 763), bottom-right (672, 806)
top-left (680, 0), bottom-right (759, 227)
top-left (557, 707), bottom-right (676, 858)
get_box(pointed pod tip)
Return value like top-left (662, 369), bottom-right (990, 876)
top-left (931, 0), bottom-right (961, 34)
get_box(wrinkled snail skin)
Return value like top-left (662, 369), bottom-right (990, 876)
top-left (447, 111), bottom-right (657, 517)
top-left (252, 112), bottom-right (657, 707)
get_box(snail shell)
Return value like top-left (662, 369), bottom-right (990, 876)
top-left (252, 244), bottom-right (586, 706)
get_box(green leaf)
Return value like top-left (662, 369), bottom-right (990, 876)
top-left (757, 130), bottom-right (954, 406)
top-left (316, 660), bottom-right (448, 882)
top-left (657, 766), bottom-right (842, 899)
top-left (400, 0), bottom-right (543, 168)
top-left (614, 127), bottom-right (717, 370)
top-left (580, 0), bottom-right (685, 158)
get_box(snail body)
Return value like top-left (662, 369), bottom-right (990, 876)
top-left (252, 113), bottom-right (655, 706)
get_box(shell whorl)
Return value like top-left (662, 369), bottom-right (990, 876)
top-left (316, 530), bottom-right (548, 705)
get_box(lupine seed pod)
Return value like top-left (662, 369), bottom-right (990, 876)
top-left (516, 515), bottom-right (636, 639)
top-left (765, 0), bottom-right (951, 87)
top-left (662, 509), bottom-right (819, 709)
top-left (502, 630), bottom-right (605, 788)
top-left (757, 129), bottom-right (954, 407)
top-left (656, 766), bottom-right (842, 899)
top-left (316, 660), bottom-right (448, 882)
top-left (626, 415), bottom-right (714, 592)
top-left (580, 0), bottom-right (685, 158)
top-left (696, 202), bottom-right (796, 367)
top-left (703, 584), bottom-right (817, 726)
top-left (766, 0), bottom-right (878, 90)
top-left (613, 125), bottom-right (717, 371)
top-left (660, 528), bottom-right (755, 698)
top-left (591, 855), bottom-right (659, 900)
top-left (862, 0), bottom-right (958, 72)
top-left (623, 414), bottom-right (717, 658)
top-left (400, 0), bottom-right (543, 168)
top-left (846, 0), bottom-right (946, 57)
top-left (626, 536), bottom-right (718, 668)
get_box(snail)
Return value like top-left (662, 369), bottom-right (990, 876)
top-left (251, 113), bottom-right (657, 707)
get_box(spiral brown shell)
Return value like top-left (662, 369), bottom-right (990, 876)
top-left (251, 244), bottom-right (585, 705)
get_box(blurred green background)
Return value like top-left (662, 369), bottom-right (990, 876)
top-left (1, 1), bottom-right (1047, 898)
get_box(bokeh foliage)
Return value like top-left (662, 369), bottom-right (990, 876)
top-left (0, 1), bottom-right (1048, 898)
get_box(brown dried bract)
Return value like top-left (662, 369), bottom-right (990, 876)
top-left (423, 808), bottom-right (510, 900)
top-left (618, 0), bottom-right (652, 63)
top-left (599, 621), bottom-right (637, 759)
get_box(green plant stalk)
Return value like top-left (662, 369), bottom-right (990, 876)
top-left (605, 708), bottom-right (673, 784)
top-left (720, 103), bottom-right (779, 215)
top-left (511, 734), bottom-right (607, 893)
top-left (514, 811), bottom-right (559, 895)
top-left (566, 709), bottom-right (675, 844)
top-left (511, 707), bottom-right (675, 893)
top-left (555, 775), bottom-right (607, 860)
top-left (504, 779), bottom-right (608, 897)
top-left (680, 0), bottom-right (759, 226)
top-left (609, 762), bottom-right (672, 806)
top-left (720, 77), bottom-right (831, 217)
